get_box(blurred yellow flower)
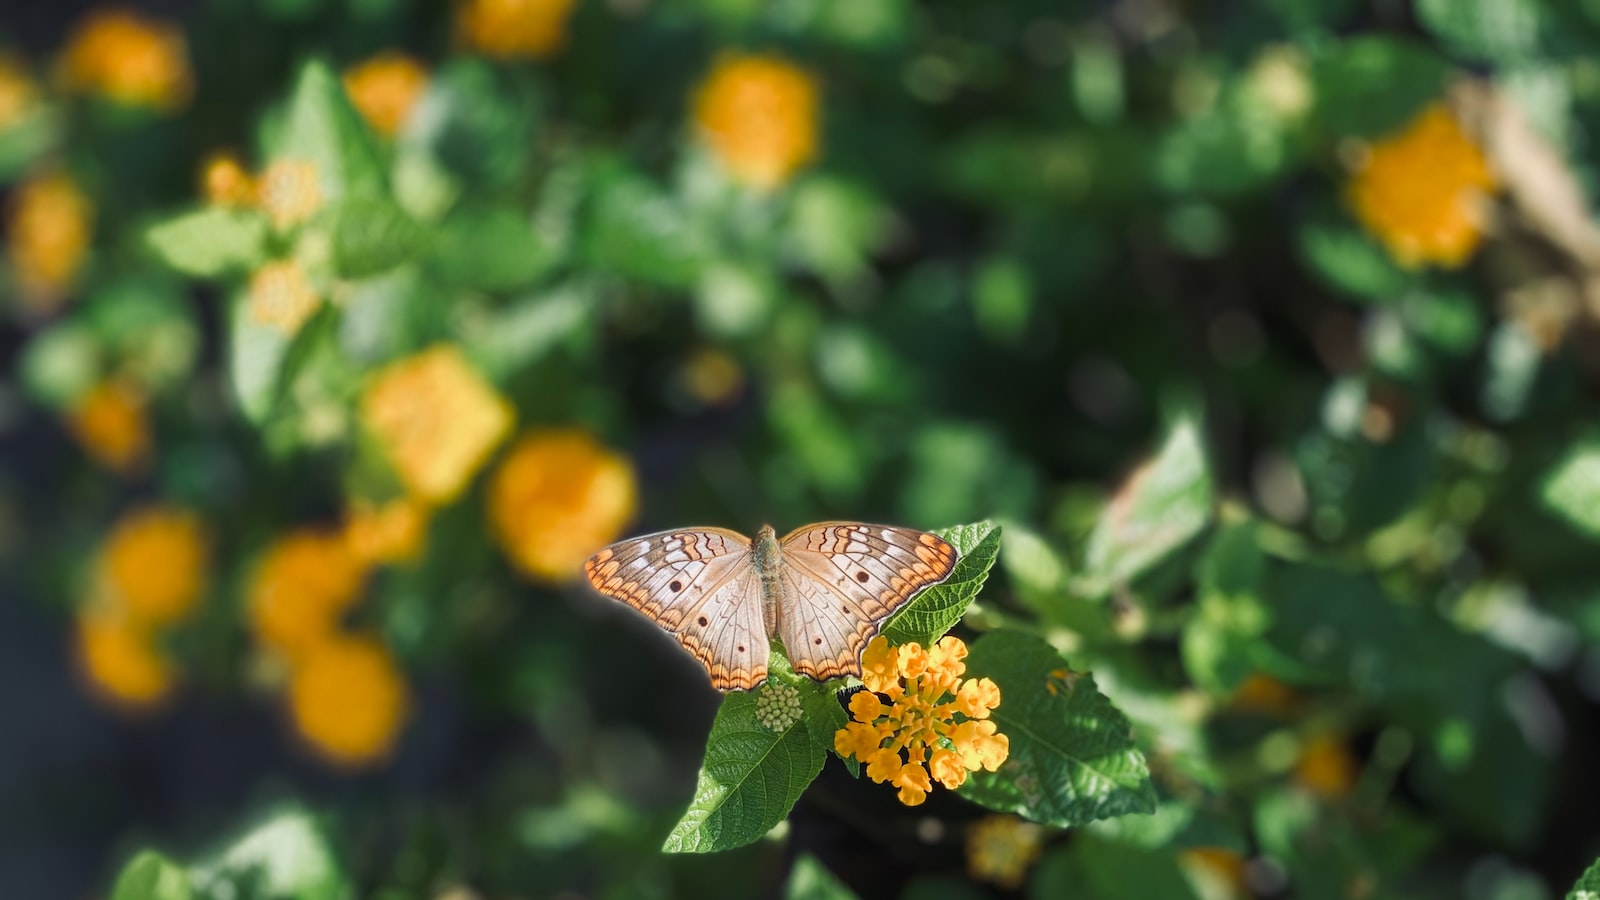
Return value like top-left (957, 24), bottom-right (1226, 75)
top-left (456, 0), bottom-right (577, 60)
top-left (288, 634), bottom-right (408, 766)
top-left (361, 345), bottom-right (513, 505)
top-left (257, 159), bottom-right (323, 230)
top-left (200, 152), bottom-right (256, 206)
top-left (98, 506), bottom-right (208, 627)
top-left (0, 53), bottom-right (37, 130)
top-left (1294, 732), bottom-right (1358, 799)
top-left (58, 8), bottom-right (192, 111)
top-left (248, 259), bottom-right (320, 334)
top-left (7, 170), bottom-right (92, 311)
top-left (343, 53), bottom-right (428, 138)
top-left (834, 635), bottom-right (1008, 806)
top-left (66, 380), bottom-right (150, 473)
top-left (1347, 102), bottom-right (1497, 269)
top-left (1179, 847), bottom-right (1250, 899)
top-left (247, 530), bottom-right (366, 658)
top-left (345, 496), bottom-right (429, 566)
top-left (693, 53), bottom-right (819, 190)
top-left (487, 428), bottom-right (637, 582)
top-left (966, 815), bottom-right (1044, 890)
top-left (76, 610), bottom-right (174, 709)
top-left (679, 348), bottom-right (745, 408)
top-left (1229, 672), bottom-right (1299, 716)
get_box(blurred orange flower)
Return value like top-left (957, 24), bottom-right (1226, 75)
top-left (344, 496), bottom-right (429, 566)
top-left (834, 635), bottom-right (1008, 806)
top-left (343, 53), bottom-right (428, 138)
top-left (966, 815), bottom-right (1044, 890)
top-left (257, 159), bottom-right (323, 230)
top-left (1294, 732), bottom-right (1359, 799)
top-left (361, 345), bottom-right (514, 505)
top-left (76, 610), bottom-right (174, 709)
top-left (1229, 672), bottom-right (1299, 716)
top-left (247, 530), bottom-right (366, 658)
top-left (97, 506), bottom-right (208, 627)
top-left (58, 8), bottom-right (192, 111)
top-left (487, 428), bottom-right (637, 582)
top-left (456, 0), bottom-right (577, 60)
top-left (0, 53), bottom-right (38, 130)
top-left (200, 152), bottom-right (256, 206)
top-left (248, 259), bottom-right (320, 334)
top-left (7, 170), bottom-right (92, 312)
top-left (1179, 847), bottom-right (1250, 898)
top-left (288, 633), bottom-right (408, 766)
top-left (66, 380), bottom-right (149, 473)
top-left (693, 53), bottom-right (819, 190)
top-left (1347, 103), bottom-right (1497, 269)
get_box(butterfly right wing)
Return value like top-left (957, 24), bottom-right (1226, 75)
top-left (583, 528), bottom-right (771, 691)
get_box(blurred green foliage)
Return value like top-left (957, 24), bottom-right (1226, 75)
top-left (3, 0), bottom-right (1600, 897)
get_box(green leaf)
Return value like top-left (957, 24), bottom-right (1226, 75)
top-left (1180, 518), bottom-right (1275, 694)
top-left (229, 294), bottom-right (295, 424)
top-left (961, 630), bottom-right (1157, 827)
top-left (1312, 38), bottom-right (1450, 139)
top-left (332, 197), bottom-right (427, 279)
top-left (1569, 857), bottom-right (1600, 900)
top-left (584, 173), bottom-right (712, 289)
top-left (18, 322), bottom-right (100, 409)
top-left (786, 854), bottom-right (858, 900)
top-left (663, 690), bottom-right (825, 853)
top-left (1028, 834), bottom-right (1198, 900)
top-left (1416, 0), bottom-right (1546, 63)
top-left (267, 58), bottom-right (386, 202)
top-left (146, 208), bottom-right (267, 278)
top-left (414, 58), bottom-right (538, 190)
top-left (428, 204), bottom-right (550, 291)
top-left (882, 520), bottom-right (1002, 645)
top-left (111, 851), bottom-right (192, 900)
top-left (1540, 439), bottom-right (1600, 539)
top-left (191, 806), bottom-right (345, 900)
top-left (1296, 215), bottom-right (1413, 302)
top-left (798, 681), bottom-right (858, 777)
top-left (1082, 417), bottom-right (1213, 593)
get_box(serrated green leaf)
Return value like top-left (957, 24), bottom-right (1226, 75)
top-left (428, 204), bottom-right (550, 291)
top-left (1569, 857), bottom-right (1600, 900)
top-left (961, 630), bottom-right (1157, 827)
top-left (268, 59), bottom-right (386, 202)
top-left (1540, 440), bottom-right (1600, 539)
top-left (663, 690), bottom-right (825, 854)
top-left (332, 197), bottom-right (427, 278)
top-left (1313, 38), bottom-right (1450, 139)
top-left (786, 854), bottom-right (858, 900)
top-left (1082, 418), bottom-right (1212, 593)
top-left (146, 208), bottom-right (267, 278)
top-left (799, 681), bottom-right (858, 777)
top-left (882, 520), bottom-right (1002, 645)
top-left (111, 851), bottom-right (192, 900)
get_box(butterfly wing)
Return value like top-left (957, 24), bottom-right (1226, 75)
top-left (584, 527), bottom-right (771, 691)
top-left (776, 522), bottom-right (958, 681)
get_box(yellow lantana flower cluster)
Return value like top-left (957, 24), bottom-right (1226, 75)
top-left (245, 522), bottom-right (413, 767)
top-left (965, 815), bottom-right (1045, 890)
top-left (456, 0), bottom-right (578, 61)
top-left (692, 53), bottom-right (819, 190)
top-left (58, 8), bottom-right (192, 111)
top-left (76, 506), bottom-right (210, 710)
top-left (342, 53), bottom-right (429, 138)
top-left (66, 379), bottom-right (150, 473)
top-left (1346, 102), bottom-right (1498, 269)
top-left (486, 428), bottom-right (638, 582)
top-left (834, 635), bottom-right (1009, 806)
top-left (362, 344), bottom-right (514, 506)
top-left (7, 169), bottom-right (93, 313)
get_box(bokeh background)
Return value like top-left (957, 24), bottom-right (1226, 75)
top-left (4, 0), bottom-right (1600, 897)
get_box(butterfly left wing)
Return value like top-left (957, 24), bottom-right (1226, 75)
top-left (584, 528), bottom-right (771, 691)
top-left (776, 522), bottom-right (957, 681)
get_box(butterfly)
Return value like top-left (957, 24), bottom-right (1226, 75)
top-left (584, 522), bottom-right (958, 691)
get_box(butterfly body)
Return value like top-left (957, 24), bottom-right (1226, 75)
top-left (584, 522), bottom-right (957, 691)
